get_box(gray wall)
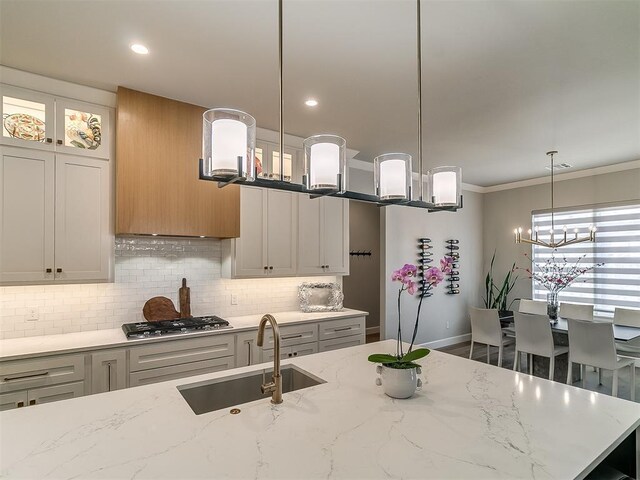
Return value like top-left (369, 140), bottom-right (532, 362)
top-left (343, 201), bottom-right (381, 330)
top-left (483, 168), bottom-right (640, 303)
top-left (381, 190), bottom-right (484, 346)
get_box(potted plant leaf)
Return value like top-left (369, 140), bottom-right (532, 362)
top-left (368, 257), bottom-right (453, 398)
top-left (484, 251), bottom-right (518, 319)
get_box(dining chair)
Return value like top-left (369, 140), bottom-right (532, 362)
top-left (513, 312), bottom-right (568, 380)
top-left (518, 299), bottom-right (547, 316)
top-left (566, 318), bottom-right (635, 400)
top-left (560, 302), bottom-right (594, 321)
top-left (613, 307), bottom-right (640, 358)
top-left (469, 308), bottom-right (514, 367)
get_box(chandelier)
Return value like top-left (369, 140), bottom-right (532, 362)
top-left (198, 0), bottom-right (463, 212)
top-left (514, 151), bottom-right (596, 248)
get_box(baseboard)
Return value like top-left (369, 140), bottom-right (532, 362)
top-left (419, 333), bottom-right (471, 350)
top-left (366, 326), bottom-right (380, 336)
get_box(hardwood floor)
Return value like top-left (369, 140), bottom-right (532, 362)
top-left (436, 341), bottom-right (639, 403)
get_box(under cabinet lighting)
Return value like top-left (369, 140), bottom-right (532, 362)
top-left (130, 44), bottom-right (149, 55)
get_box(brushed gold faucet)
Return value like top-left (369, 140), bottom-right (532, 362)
top-left (257, 314), bottom-right (283, 404)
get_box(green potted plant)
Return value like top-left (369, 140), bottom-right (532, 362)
top-left (368, 257), bottom-right (453, 398)
top-left (484, 251), bottom-right (518, 319)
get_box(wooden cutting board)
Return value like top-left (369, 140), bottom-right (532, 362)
top-left (143, 296), bottom-right (180, 322)
top-left (179, 278), bottom-right (191, 318)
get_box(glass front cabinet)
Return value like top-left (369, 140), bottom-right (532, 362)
top-left (1, 85), bottom-right (110, 159)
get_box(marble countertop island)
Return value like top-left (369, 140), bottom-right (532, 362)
top-left (1, 339), bottom-right (639, 479)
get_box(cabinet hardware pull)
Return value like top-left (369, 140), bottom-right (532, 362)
top-left (293, 352), bottom-right (298, 356)
top-left (56, 268), bottom-right (62, 273)
top-left (287, 353), bottom-right (292, 357)
top-left (107, 362), bottom-right (112, 392)
top-left (56, 139), bottom-right (63, 145)
top-left (282, 334), bottom-right (303, 340)
top-left (269, 266), bottom-right (273, 270)
top-left (4, 371), bottom-right (49, 382)
top-left (46, 137), bottom-right (53, 143)
top-left (334, 327), bottom-right (352, 332)
top-left (29, 399), bottom-right (36, 406)
top-left (46, 268), bottom-right (52, 273)
top-left (264, 266), bottom-right (268, 270)
top-left (326, 265), bottom-right (329, 269)
top-left (247, 341), bottom-right (252, 365)
top-left (17, 401), bottom-right (25, 408)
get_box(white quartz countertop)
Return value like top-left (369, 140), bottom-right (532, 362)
top-left (0, 309), bottom-right (368, 361)
top-left (1, 339), bottom-right (639, 479)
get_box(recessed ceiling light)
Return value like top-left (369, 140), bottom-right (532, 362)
top-left (305, 99), bottom-right (318, 107)
top-left (130, 44), bottom-right (149, 55)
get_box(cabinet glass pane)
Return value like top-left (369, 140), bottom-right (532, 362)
top-left (2, 96), bottom-right (46, 142)
top-left (271, 151), bottom-right (292, 181)
top-left (64, 108), bottom-right (102, 150)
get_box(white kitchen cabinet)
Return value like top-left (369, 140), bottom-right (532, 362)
top-left (129, 357), bottom-right (235, 387)
top-left (54, 155), bottom-right (110, 282)
top-left (297, 195), bottom-right (349, 275)
top-left (91, 349), bottom-right (127, 394)
top-left (0, 147), bottom-right (111, 285)
top-left (0, 146), bottom-right (55, 283)
top-left (319, 335), bottom-right (364, 352)
top-left (1, 85), bottom-right (111, 159)
top-left (27, 382), bottom-right (85, 406)
top-left (262, 342), bottom-right (319, 362)
top-left (235, 330), bottom-right (260, 368)
top-left (0, 391), bottom-right (27, 411)
top-left (0, 353), bottom-right (85, 394)
top-left (223, 186), bottom-right (297, 278)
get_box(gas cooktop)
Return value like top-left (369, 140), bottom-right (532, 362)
top-left (122, 316), bottom-right (231, 339)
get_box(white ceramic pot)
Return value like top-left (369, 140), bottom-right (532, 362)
top-left (375, 365), bottom-right (422, 399)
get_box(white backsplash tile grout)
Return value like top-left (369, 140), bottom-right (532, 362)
top-left (0, 236), bottom-right (337, 339)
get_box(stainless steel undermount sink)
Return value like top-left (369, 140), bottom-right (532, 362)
top-left (177, 364), bottom-right (325, 415)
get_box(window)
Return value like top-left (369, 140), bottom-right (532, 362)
top-left (531, 202), bottom-right (640, 317)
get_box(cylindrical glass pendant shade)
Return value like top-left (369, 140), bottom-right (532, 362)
top-left (202, 108), bottom-right (255, 180)
top-left (374, 153), bottom-right (412, 201)
top-left (303, 135), bottom-right (346, 191)
top-left (427, 166), bottom-right (461, 207)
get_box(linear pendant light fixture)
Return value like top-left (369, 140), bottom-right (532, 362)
top-left (199, 0), bottom-right (462, 213)
top-left (514, 151), bottom-right (596, 248)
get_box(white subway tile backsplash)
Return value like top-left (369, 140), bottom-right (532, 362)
top-left (0, 236), bottom-right (337, 339)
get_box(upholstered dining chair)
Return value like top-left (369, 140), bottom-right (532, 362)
top-left (469, 307), bottom-right (514, 367)
top-left (513, 312), bottom-right (568, 380)
top-left (566, 318), bottom-right (635, 400)
top-left (613, 308), bottom-right (640, 358)
top-left (518, 299), bottom-right (547, 316)
top-left (560, 302), bottom-right (594, 321)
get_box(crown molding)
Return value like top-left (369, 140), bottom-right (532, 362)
top-left (481, 159), bottom-right (640, 193)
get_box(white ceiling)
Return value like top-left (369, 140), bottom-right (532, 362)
top-left (1, 0), bottom-right (638, 187)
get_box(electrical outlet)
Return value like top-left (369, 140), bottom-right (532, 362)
top-left (27, 307), bottom-right (39, 321)
top-left (231, 294), bottom-right (238, 305)
top-left (446, 320), bottom-right (450, 329)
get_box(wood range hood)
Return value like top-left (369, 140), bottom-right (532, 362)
top-left (115, 87), bottom-right (240, 238)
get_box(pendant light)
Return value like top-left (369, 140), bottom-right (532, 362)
top-left (514, 151), bottom-right (596, 248)
top-left (427, 166), bottom-right (462, 207)
top-left (303, 134), bottom-right (346, 192)
top-left (202, 108), bottom-right (256, 180)
top-left (374, 153), bottom-right (412, 201)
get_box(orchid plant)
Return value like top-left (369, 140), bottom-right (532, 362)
top-left (518, 253), bottom-right (603, 293)
top-left (368, 257), bottom-right (454, 369)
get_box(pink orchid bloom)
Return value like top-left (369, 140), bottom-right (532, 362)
top-left (424, 267), bottom-right (444, 286)
top-left (440, 256), bottom-right (454, 274)
top-left (400, 264), bottom-right (417, 278)
top-left (391, 269), bottom-right (403, 282)
top-left (406, 280), bottom-right (417, 295)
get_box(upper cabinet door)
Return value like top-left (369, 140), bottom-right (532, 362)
top-left (266, 190), bottom-right (297, 275)
top-left (297, 194), bottom-right (324, 275)
top-left (322, 197), bottom-right (349, 275)
top-left (55, 98), bottom-right (111, 159)
top-left (0, 147), bottom-right (55, 283)
top-left (54, 155), bottom-right (110, 282)
top-left (234, 186), bottom-right (269, 277)
top-left (0, 85), bottom-right (55, 150)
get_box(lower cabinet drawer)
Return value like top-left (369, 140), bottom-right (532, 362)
top-left (129, 334), bottom-right (235, 372)
top-left (319, 316), bottom-right (365, 341)
top-left (28, 382), bottom-right (85, 406)
top-left (0, 354), bottom-right (85, 393)
top-left (319, 335), bottom-right (364, 352)
top-left (261, 342), bottom-right (319, 362)
top-left (129, 357), bottom-right (235, 387)
top-left (260, 323), bottom-right (319, 349)
top-left (0, 390), bottom-right (27, 411)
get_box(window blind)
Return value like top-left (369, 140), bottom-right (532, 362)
top-left (531, 202), bottom-right (640, 317)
